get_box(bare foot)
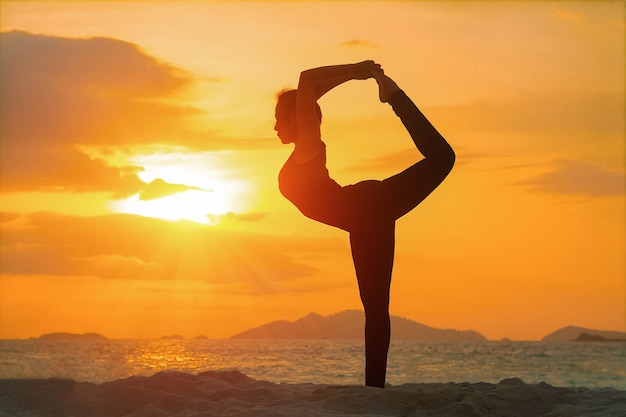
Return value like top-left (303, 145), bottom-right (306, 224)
top-left (373, 70), bottom-right (400, 103)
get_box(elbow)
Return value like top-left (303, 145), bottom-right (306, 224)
top-left (299, 69), bottom-right (324, 94)
top-left (298, 70), bottom-right (315, 88)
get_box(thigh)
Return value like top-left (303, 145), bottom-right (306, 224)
top-left (343, 180), bottom-right (392, 231)
top-left (380, 158), bottom-right (450, 221)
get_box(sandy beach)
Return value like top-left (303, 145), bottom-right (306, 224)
top-left (2, 370), bottom-right (625, 417)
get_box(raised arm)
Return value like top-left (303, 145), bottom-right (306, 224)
top-left (294, 61), bottom-right (380, 160)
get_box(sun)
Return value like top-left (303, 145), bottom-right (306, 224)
top-left (113, 188), bottom-right (240, 224)
top-left (110, 151), bottom-right (249, 224)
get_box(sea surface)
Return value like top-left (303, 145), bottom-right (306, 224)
top-left (0, 339), bottom-right (624, 389)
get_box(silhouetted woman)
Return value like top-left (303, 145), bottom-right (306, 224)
top-left (275, 61), bottom-right (455, 387)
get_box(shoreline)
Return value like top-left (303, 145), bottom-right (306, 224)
top-left (2, 371), bottom-right (625, 417)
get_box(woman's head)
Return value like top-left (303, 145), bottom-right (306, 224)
top-left (274, 89), bottom-right (322, 144)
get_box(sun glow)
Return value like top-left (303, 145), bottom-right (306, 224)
top-left (113, 190), bottom-right (234, 224)
top-left (111, 151), bottom-right (250, 224)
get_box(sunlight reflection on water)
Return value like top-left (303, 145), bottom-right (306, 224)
top-left (0, 339), bottom-right (624, 389)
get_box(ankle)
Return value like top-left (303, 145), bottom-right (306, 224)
top-left (375, 73), bottom-right (400, 103)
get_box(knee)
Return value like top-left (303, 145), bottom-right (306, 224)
top-left (363, 302), bottom-right (390, 321)
top-left (360, 287), bottom-right (389, 310)
top-left (436, 147), bottom-right (455, 176)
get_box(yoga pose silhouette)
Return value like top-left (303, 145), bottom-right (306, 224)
top-left (275, 61), bottom-right (455, 387)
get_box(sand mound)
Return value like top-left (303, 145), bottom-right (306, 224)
top-left (1, 371), bottom-right (625, 416)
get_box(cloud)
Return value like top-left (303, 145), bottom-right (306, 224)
top-left (0, 212), bottom-right (346, 294)
top-left (339, 39), bottom-right (381, 49)
top-left (518, 159), bottom-right (625, 196)
top-left (0, 31), bottom-right (205, 195)
top-left (138, 178), bottom-right (206, 201)
top-left (553, 8), bottom-right (587, 23)
top-left (431, 89), bottom-right (624, 141)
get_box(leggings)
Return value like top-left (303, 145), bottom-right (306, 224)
top-left (345, 90), bottom-right (453, 387)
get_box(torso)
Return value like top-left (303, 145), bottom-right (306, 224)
top-left (278, 142), bottom-right (346, 228)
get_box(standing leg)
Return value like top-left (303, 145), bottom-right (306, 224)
top-left (350, 222), bottom-right (395, 388)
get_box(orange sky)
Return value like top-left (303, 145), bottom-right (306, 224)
top-left (1, 1), bottom-right (624, 341)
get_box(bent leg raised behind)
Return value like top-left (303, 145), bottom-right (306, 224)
top-left (377, 74), bottom-right (455, 220)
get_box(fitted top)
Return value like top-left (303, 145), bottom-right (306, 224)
top-left (278, 142), bottom-right (347, 228)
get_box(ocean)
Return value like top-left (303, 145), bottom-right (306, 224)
top-left (1, 339), bottom-right (624, 390)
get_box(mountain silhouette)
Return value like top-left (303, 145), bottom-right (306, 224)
top-left (541, 325), bottom-right (626, 342)
top-left (231, 310), bottom-right (486, 341)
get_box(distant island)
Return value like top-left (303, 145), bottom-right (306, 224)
top-left (38, 332), bottom-right (108, 341)
top-left (574, 332), bottom-right (626, 342)
top-left (231, 310), bottom-right (486, 341)
top-left (542, 326), bottom-right (626, 342)
top-left (31, 322), bottom-right (625, 343)
top-left (161, 335), bottom-right (184, 340)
